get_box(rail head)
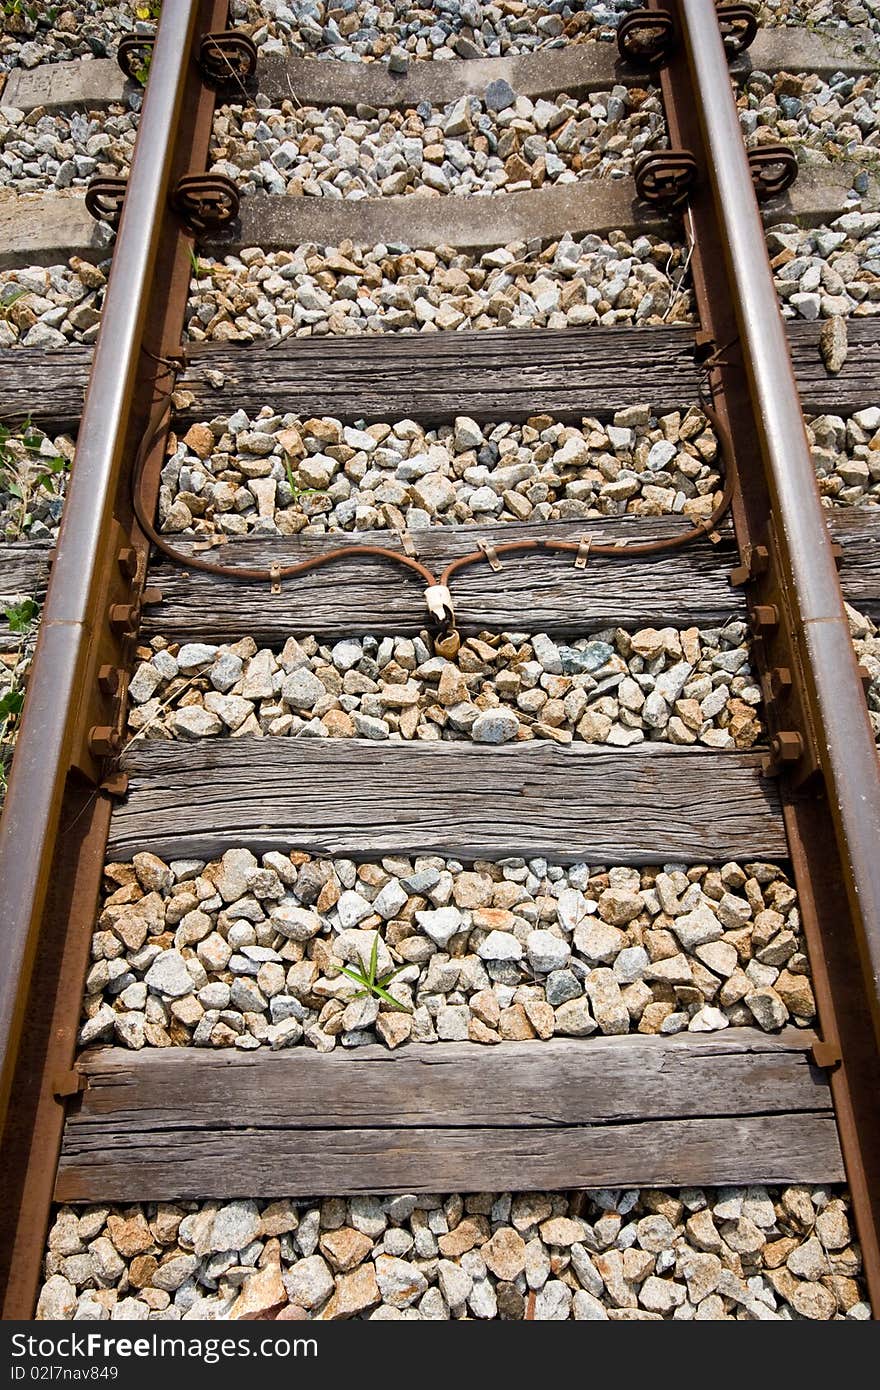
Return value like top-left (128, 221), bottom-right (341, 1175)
top-left (650, 0), bottom-right (880, 1315)
top-left (676, 0), bottom-right (880, 1047)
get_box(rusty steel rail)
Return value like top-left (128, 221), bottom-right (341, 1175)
top-left (650, 0), bottom-right (880, 1308)
top-left (0, 0), bottom-right (229, 1318)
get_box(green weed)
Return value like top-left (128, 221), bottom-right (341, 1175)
top-left (0, 596), bottom-right (39, 803)
top-left (3, 597), bottom-right (37, 634)
top-left (0, 287), bottom-right (26, 322)
top-left (338, 935), bottom-right (412, 1013)
top-left (0, 419), bottom-right (69, 539)
top-left (282, 454), bottom-right (323, 504)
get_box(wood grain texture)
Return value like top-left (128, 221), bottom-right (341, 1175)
top-left (0, 345), bottom-right (91, 427)
top-left (828, 509), bottom-right (880, 619)
top-left (72, 1030), bottom-right (829, 1124)
top-left (56, 1116), bottom-right (843, 1199)
top-left (0, 540), bottom-right (51, 652)
top-left (109, 740), bottom-right (785, 864)
top-left (142, 516), bottom-right (742, 642)
top-left (176, 318), bottom-right (880, 426)
top-left (177, 316), bottom-right (873, 422)
top-left (141, 509), bottom-right (880, 642)
top-left (58, 1031), bottom-right (842, 1200)
top-left (3, 505), bottom-right (876, 656)
top-left (178, 322), bottom-right (702, 422)
top-left (0, 541), bottom-right (52, 597)
top-left (3, 321), bottom-right (880, 428)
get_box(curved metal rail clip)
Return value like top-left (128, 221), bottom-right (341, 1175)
top-left (170, 174), bottom-right (241, 233)
top-left (634, 149), bottom-right (699, 213)
top-left (617, 10), bottom-right (676, 68)
top-left (198, 31), bottom-right (259, 90)
top-left (84, 176), bottom-right (128, 228)
top-left (748, 144), bottom-right (798, 201)
top-left (716, 4), bottom-right (759, 57)
top-left (117, 33), bottom-right (155, 81)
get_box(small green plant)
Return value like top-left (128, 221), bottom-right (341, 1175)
top-left (135, 1), bottom-right (162, 19)
top-left (188, 246), bottom-right (231, 283)
top-left (282, 454), bottom-right (323, 504)
top-left (1, 1), bottom-right (39, 20)
top-left (188, 246), bottom-right (211, 279)
top-left (0, 684), bottom-right (24, 725)
top-left (338, 936), bottom-right (412, 1013)
top-left (3, 597), bottom-right (37, 634)
top-left (134, 49), bottom-right (152, 86)
top-left (0, 596), bottom-right (39, 803)
top-left (0, 287), bottom-right (26, 322)
top-left (0, 419), bottom-right (68, 538)
top-left (0, 669), bottom-right (25, 801)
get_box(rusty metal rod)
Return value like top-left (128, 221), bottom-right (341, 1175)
top-left (0, 0), bottom-right (198, 1131)
top-left (678, 0), bottom-right (880, 1045)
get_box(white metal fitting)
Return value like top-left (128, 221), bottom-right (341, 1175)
top-left (424, 583), bottom-right (453, 627)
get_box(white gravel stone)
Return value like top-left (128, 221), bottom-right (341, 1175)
top-left (471, 709), bottom-right (520, 743)
top-left (526, 929), bottom-right (571, 973)
top-left (144, 950), bottom-right (194, 999)
top-left (477, 930), bottom-right (523, 961)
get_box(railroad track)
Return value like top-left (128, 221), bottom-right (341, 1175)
top-left (0, 0), bottom-right (879, 1321)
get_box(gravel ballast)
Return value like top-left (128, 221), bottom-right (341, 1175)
top-left (184, 233), bottom-right (691, 341)
top-left (758, 1), bottom-right (880, 37)
top-left (1, 85), bottom-right (665, 197)
top-left (771, 210), bottom-right (880, 321)
top-left (0, 259), bottom-right (108, 348)
top-left (737, 67), bottom-right (880, 204)
top-left (160, 406), bottom-right (880, 535)
top-left (209, 89), bottom-right (665, 199)
top-left (227, 0), bottom-right (620, 63)
top-left (126, 624), bottom-right (763, 750)
top-left (0, 101), bottom-right (139, 194)
top-left (160, 409), bottom-right (721, 535)
top-left (82, 850), bottom-right (812, 1053)
top-left (10, 62), bottom-right (880, 206)
top-left (849, 601), bottom-right (880, 740)
top-left (38, 1186), bottom-right (867, 1320)
top-left (0, 215), bottom-right (875, 351)
top-left (0, 3), bottom-right (147, 73)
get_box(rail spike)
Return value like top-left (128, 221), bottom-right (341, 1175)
top-left (170, 173), bottom-right (241, 234)
top-left (634, 149), bottom-right (699, 213)
top-left (616, 9), bottom-right (676, 69)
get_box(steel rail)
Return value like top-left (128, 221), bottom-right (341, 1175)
top-left (0, 0), bottom-right (227, 1316)
top-left (679, 2), bottom-right (880, 1011)
top-left (0, 0), bottom-right (196, 1130)
top-left (659, 0), bottom-right (880, 1310)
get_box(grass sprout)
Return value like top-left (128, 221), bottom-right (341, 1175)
top-left (338, 935), bottom-right (412, 1013)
